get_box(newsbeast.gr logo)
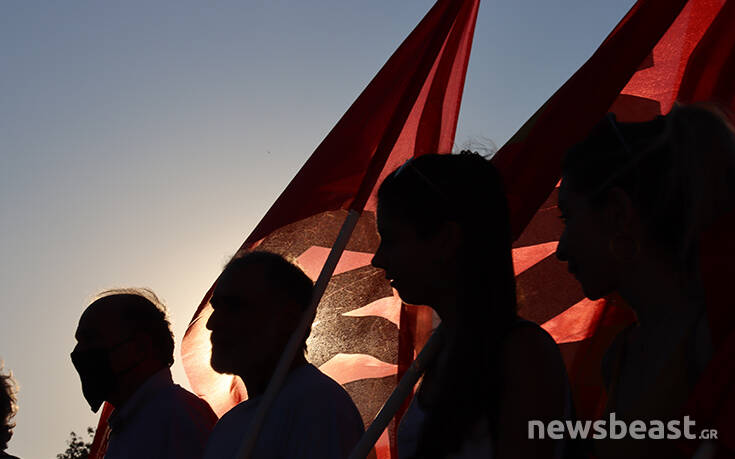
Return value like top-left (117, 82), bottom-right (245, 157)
top-left (528, 413), bottom-right (719, 440)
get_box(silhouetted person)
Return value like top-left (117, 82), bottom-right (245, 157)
top-left (371, 152), bottom-right (573, 459)
top-left (71, 289), bottom-right (217, 459)
top-left (556, 104), bottom-right (735, 458)
top-left (202, 252), bottom-right (364, 459)
top-left (0, 366), bottom-right (19, 459)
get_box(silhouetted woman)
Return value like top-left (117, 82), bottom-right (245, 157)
top-left (556, 104), bottom-right (735, 458)
top-left (372, 152), bottom-right (572, 459)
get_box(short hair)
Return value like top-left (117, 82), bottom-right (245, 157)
top-left (223, 251), bottom-right (315, 353)
top-left (0, 365), bottom-right (17, 451)
top-left (91, 288), bottom-right (175, 367)
top-left (224, 251), bottom-right (314, 311)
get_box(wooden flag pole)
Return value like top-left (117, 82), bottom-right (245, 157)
top-left (348, 324), bottom-right (445, 459)
top-left (235, 209), bottom-right (362, 459)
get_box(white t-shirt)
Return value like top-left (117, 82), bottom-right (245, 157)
top-left (203, 364), bottom-right (365, 459)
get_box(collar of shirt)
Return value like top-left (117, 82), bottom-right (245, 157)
top-left (108, 368), bottom-right (174, 434)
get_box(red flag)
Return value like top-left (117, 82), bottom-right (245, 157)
top-left (180, 1), bottom-right (479, 457)
top-left (494, 1), bottom-right (735, 449)
top-left (88, 403), bottom-right (113, 459)
top-left (89, 0), bottom-right (735, 456)
top-left (492, 0), bottom-right (691, 420)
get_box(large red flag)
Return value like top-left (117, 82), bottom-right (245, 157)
top-left (179, 1), bottom-right (479, 457)
top-left (498, 0), bottom-right (693, 419)
top-left (498, 0), bottom-right (735, 453)
top-left (88, 0), bottom-right (735, 457)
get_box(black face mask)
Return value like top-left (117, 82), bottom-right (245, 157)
top-left (71, 347), bottom-right (116, 413)
top-left (70, 336), bottom-right (137, 413)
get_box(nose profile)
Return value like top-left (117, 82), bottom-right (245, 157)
top-left (556, 232), bottom-right (568, 262)
top-left (371, 244), bottom-right (385, 270)
top-left (206, 308), bottom-right (217, 331)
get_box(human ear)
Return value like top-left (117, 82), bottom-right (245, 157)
top-left (131, 333), bottom-right (154, 362)
top-left (603, 187), bottom-right (637, 234)
top-left (436, 220), bottom-right (463, 261)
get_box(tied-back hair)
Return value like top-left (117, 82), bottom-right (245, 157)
top-left (378, 152), bottom-right (518, 457)
top-left (0, 365), bottom-right (17, 452)
top-left (562, 103), bottom-right (735, 270)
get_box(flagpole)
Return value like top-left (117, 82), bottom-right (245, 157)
top-left (235, 208), bottom-right (362, 459)
top-left (234, 2), bottom-right (470, 456)
top-left (348, 324), bottom-right (445, 459)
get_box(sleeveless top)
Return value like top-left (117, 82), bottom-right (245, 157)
top-left (397, 319), bottom-right (573, 459)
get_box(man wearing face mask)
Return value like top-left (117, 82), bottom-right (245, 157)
top-left (71, 289), bottom-right (217, 459)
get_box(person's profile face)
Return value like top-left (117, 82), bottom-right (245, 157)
top-left (556, 185), bottom-right (619, 300)
top-left (72, 301), bottom-right (144, 410)
top-left (74, 307), bottom-right (110, 352)
top-left (207, 264), bottom-right (295, 378)
top-left (371, 205), bottom-right (448, 306)
top-left (73, 303), bottom-right (136, 366)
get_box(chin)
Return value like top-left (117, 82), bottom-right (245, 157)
top-left (581, 284), bottom-right (612, 301)
top-left (396, 292), bottom-right (431, 308)
top-left (210, 355), bottom-right (235, 375)
top-left (400, 298), bottom-right (424, 307)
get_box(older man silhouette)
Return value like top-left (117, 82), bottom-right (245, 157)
top-left (72, 289), bottom-right (217, 459)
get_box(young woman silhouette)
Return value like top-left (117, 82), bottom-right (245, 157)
top-left (372, 152), bottom-right (572, 459)
top-left (556, 104), bottom-right (735, 458)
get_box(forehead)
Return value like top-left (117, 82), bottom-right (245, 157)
top-left (212, 263), bottom-right (275, 303)
top-left (377, 204), bottom-right (417, 232)
top-left (75, 302), bottom-right (127, 343)
top-left (557, 184), bottom-right (585, 210)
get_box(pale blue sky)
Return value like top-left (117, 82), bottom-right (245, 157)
top-left (0, 1), bottom-right (634, 457)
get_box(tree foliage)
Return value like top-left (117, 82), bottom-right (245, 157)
top-left (56, 427), bottom-right (94, 459)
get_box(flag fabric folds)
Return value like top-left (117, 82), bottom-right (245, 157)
top-left (89, 0), bottom-right (735, 457)
top-left (181, 1), bottom-right (480, 457)
top-left (498, 0), bottom-right (735, 454)
top-left (496, 0), bottom-right (692, 420)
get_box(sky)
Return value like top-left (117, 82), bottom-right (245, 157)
top-left (0, 1), bottom-right (635, 457)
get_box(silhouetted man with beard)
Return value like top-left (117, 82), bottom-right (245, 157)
top-left (203, 252), bottom-right (364, 459)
